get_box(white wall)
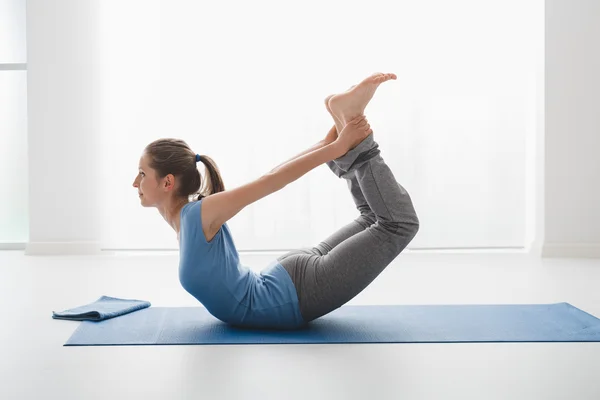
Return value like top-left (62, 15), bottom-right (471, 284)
top-left (25, 0), bottom-right (103, 255)
top-left (21, 0), bottom-right (600, 257)
top-left (542, 0), bottom-right (600, 258)
top-left (94, 1), bottom-right (536, 252)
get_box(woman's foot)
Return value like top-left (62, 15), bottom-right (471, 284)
top-left (325, 94), bottom-right (344, 137)
top-left (329, 73), bottom-right (396, 125)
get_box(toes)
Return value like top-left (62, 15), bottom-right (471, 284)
top-left (369, 72), bottom-right (396, 83)
top-left (379, 73), bottom-right (396, 82)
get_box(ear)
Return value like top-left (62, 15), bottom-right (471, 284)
top-left (163, 174), bottom-right (176, 191)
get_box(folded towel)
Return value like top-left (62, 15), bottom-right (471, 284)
top-left (52, 296), bottom-right (151, 321)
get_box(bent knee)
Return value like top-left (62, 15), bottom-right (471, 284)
top-left (382, 220), bottom-right (419, 241)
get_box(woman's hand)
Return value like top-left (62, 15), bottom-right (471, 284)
top-left (334, 115), bottom-right (372, 155)
top-left (324, 124), bottom-right (338, 145)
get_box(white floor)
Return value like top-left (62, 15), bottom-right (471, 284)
top-left (1, 250), bottom-right (600, 400)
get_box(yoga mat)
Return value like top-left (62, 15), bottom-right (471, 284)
top-left (63, 303), bottom-right (600, 346)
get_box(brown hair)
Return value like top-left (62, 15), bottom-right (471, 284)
top-left (144, 138), bottom-right (225, 201)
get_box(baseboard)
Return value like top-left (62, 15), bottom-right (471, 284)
top-left (1, 242), bottom-right (598, 258)
top-left (0, 243), bottom-right (25, 250)
top-left (24, 241), bottom-right (103, 256)
top-left (542, 243), bottom-right (600, 258)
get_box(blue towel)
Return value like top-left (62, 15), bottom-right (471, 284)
top-left (52, 296), bottom-right (151, 321)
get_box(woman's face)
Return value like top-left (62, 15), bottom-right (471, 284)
top-left (132, 154), bottom-right (159, 206)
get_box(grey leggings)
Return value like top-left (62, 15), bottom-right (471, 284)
top-left (277, 131), bottom-right (420, 323)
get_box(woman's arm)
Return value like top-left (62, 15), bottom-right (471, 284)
top-left (269, 125), bottom-right (338, 172)
top-left (267, 117), bottom-right (369, 189)
top-left (201, 139), bottom-right (343, 234)
top-left (267, 140), bottom-right (344, 190)
top-left (270, 140), bottom-right (328, 173)
top-left (200, 125), bottom-right (349, 234)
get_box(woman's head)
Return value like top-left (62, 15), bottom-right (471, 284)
top-left (132, 138), bottom-right (225, 207)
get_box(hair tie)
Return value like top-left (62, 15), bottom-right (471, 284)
top-left (195, 154), bottom-right (201, 163)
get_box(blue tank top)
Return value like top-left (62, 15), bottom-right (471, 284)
top-left (178, 200), bottom-right (306, 330)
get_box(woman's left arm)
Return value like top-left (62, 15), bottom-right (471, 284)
top-left (201, 126), bottom-right (342, 233)
top-left (270, 125), bottom-right (337, 172)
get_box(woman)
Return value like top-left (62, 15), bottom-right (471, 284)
top-left (132, 73), bottom-right (419, 330)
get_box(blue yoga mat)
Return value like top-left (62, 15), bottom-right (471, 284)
top-left (63, 303), bottom-right (600, 346)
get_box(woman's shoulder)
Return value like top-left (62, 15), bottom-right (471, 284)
top-left (180, 200), bottom-right (200, 225)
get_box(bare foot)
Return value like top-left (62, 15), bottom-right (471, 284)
top-left (325, 94), bottom-right (344, 137)
top-left (329, 72), bottom-right (397, 125)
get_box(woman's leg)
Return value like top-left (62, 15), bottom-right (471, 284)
top-left (278, 130), bottom-right (419, 323)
